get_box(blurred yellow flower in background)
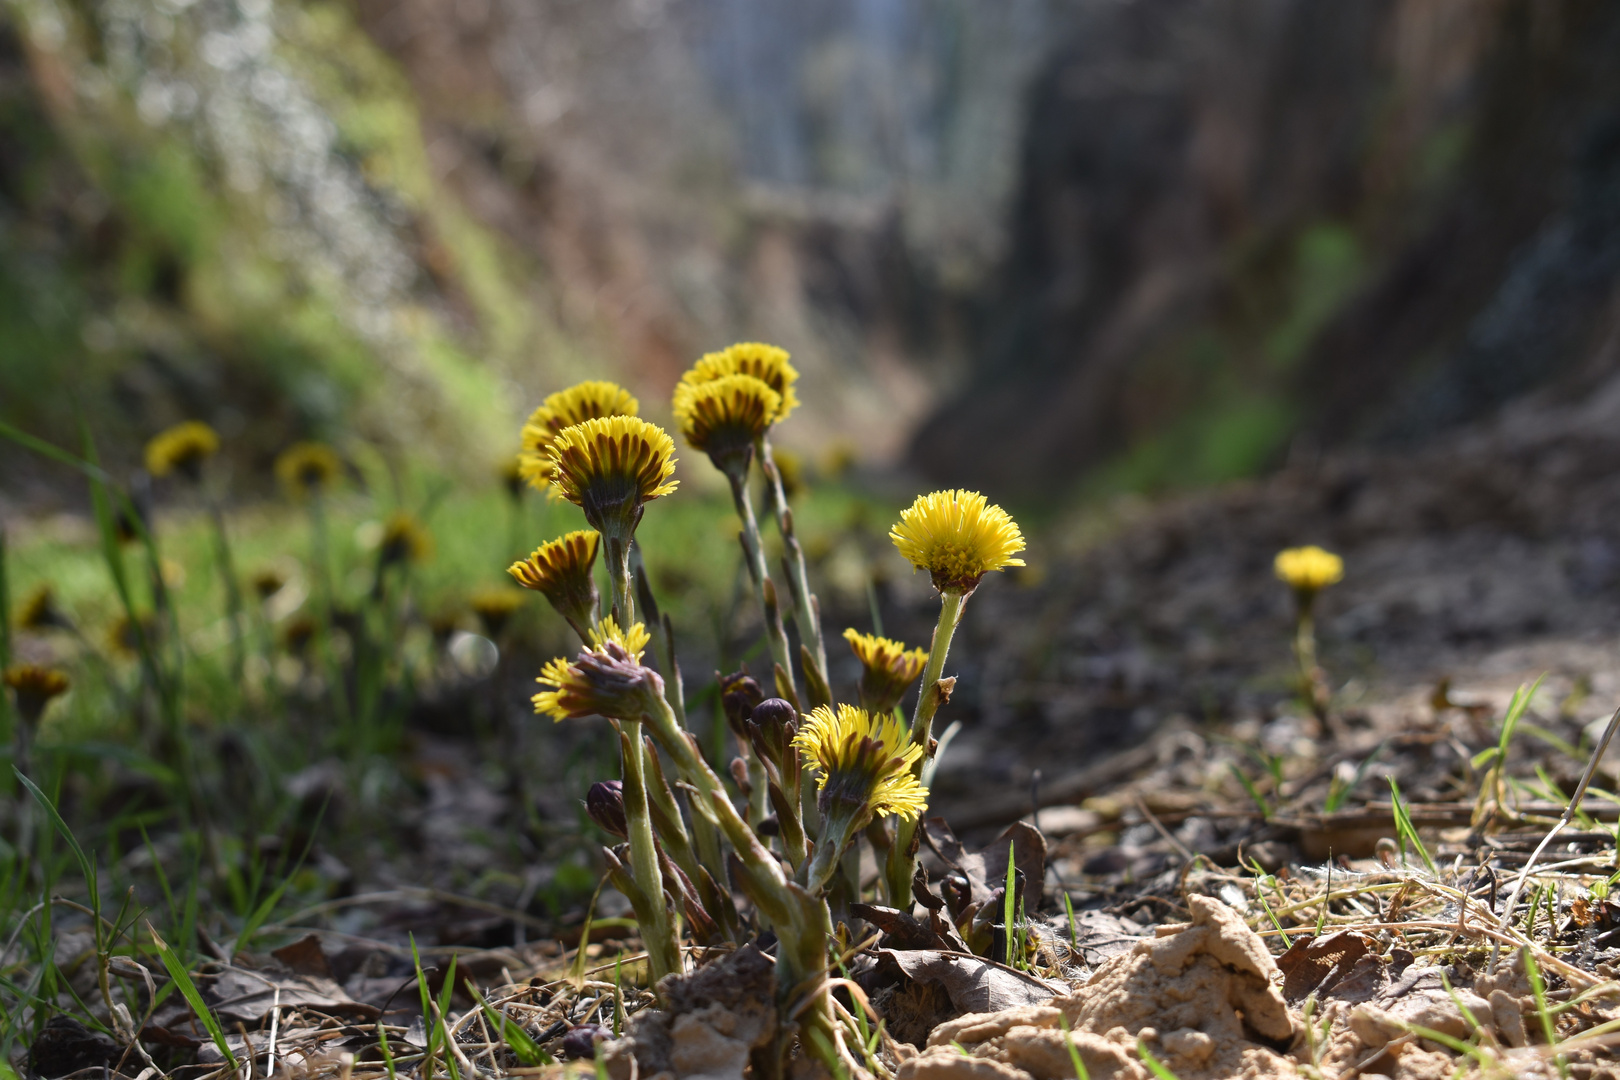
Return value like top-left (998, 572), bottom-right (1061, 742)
top-left (275, 442), bottom-right (343, 499)
top-left (378, 511), bottom-right (434, 566)
top-left (145, 421), bottom-right (219, 480)
top-left (1274, 545), bottom-right (1344, 594)
top-left (3, 663), bottom-right (69, 724)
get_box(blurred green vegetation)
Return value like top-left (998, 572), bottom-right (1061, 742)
top-left (0, 0), bottom-right (571, 496)
top-left (1085, 222), bottom-right (1367, 498)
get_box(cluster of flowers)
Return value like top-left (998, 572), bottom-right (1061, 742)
top-left (502, 343), bottom-right (1025, 1070)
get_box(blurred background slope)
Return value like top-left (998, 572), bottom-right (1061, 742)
top-left (3, 0), bottom-right (1620, 506)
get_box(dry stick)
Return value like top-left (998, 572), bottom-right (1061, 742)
top-left (266, 986), bottom-right (281, 1078)
top-left (1135, 794), bottom-right (1197, 865)
top-left (1500, 702), bottom-right (1620, 939)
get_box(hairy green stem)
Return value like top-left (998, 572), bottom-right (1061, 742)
top-left (725, 471), bottom-right (796, 702)
top-left (798, 802), bottom-right (860, 895)
top-left (605, 535), bottom-right (635, 631)
top-left (1292, 591), bottom-right (1328, 722)
top-left (884, 589), bottom-right (965, 904)
top-left (757, 438), bottom-right (827, 690)
top-left (619, 720), bottom-right (680, 981)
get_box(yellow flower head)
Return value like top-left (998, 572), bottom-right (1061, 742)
top-left (681, 342), bottom-right (799, 423)
top-left (843, 628), bottom-right (928, 715)
top-left (470, 586), bottom-right (525, 637)
top-left (249, 568), bottom-right (287, 601)
top-left (4, 663), bottom-right (69, 724)
top-left (890, 489), bottom-right (1026, 595)
top-left (379, 511), bottom-right (434, 566)
top-left (145, 421), bottom-right (219, 480)
top-left (1274, 546), bottom-right (1344, 594)
top-left (672, 374), bottom-right (782, 476)
top-left (108, 614), bottom-right (159, 657)
top-left (532, 617), bottom-right (658, 721)
top-left (283, 614), bottom-right (318, 656)
top-left (508, 530), bottom-right (601, 636)
top-left (586, 616), bottom-right (650, 661)
top-left (275, 442), bottom-right (343, 499)
top-left (518, 381), bottom-right (640, 493)
top-left (17, 585), bottom-right (71, 632)
top-left (793, 704), bottom-right (929, 822)
top-left (547, 416), bottom-right (678, 541)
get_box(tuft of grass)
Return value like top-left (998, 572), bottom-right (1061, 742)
top-left (1387, 776), bottom-right (1438, 875)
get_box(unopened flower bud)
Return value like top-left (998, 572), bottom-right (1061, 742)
top-left (561, 1024), bottom-right (607, 1059)
top-left (719, 671), bottom-right (764, 737)
top-left (746, 697), bottom-right (798, 766)
top-left (585, 780), bottom-right (628, 838)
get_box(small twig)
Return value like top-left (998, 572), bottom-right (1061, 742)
top-left (1134, 794), bottom-right (1196, 865)
top-left (266, 986), bottom-right (281, 1078)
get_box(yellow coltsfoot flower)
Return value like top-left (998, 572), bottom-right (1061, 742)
top-left (518, 381), bottom-right (640, 493)
top-left (793, 703), bottom-right (929, 823)
top-left (585, 616), bottom-right (650, 661)
top-left (672, 373), bottom-right (782, 477)
top-left (275, 442), bottom-right (343, 499)
top-left (547, 416), bottom-right (678, 541)
top-left (532, 616), bottom-right (659, 721)
top-left (681, 342), bottom-right (799, 423)
top-left (508, 530), bottom-right (601, 638)
top-left (1274, 545), bottom-right (1344, 595)
top-left (250, 568), bottom-right (287, 601)
top-left (378, 512), bottom-right (434, 567)
top-left (3, 663), bottom-right (70, 725)
top-left (470, 587), bottom-right (525, 638)
top-left (108, 614), bottom-right (159, 658)
top-left (17, 585), bottom-right (72, 632)
top-left (145, 421), bottom-right (219, 480)
top-left (890, 489), bottom-right (1026, 595)
top-left (843, 628), bottom-right (927, 715)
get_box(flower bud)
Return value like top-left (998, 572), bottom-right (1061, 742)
top-left (561, 1024), bottom-right (607, 1060)
top-left (746, 697), bottom-right (798, 768)
top-left (719, 671), bottom-right (764, 738)
top-left (585, 780), bottom-right (628, 838)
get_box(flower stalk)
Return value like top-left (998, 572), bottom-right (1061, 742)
top-left (883, 588), bottom-right (964, 902)
top-left (1275, 546), bottom-right (1343, 724)
top-left (727, 472), bottom-right (798, 704)
top-left (617, 722), bottom-right (682, 982)
top-left (758, 438), bottom-right (828, 702)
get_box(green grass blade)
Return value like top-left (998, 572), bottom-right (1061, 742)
top-left (14, 770), bottom-right (94, 892)
top-left (1057, 1015), bottom-right (1090, 1080)
top-left (1135, 1039), bottom-right (1183, 1080)
top-left (1387, 776), bottom-right (1438, 875)
top-left (1003, 841), bottom-right (1017, 969)
top-left (471, 987), bottom-right (551, 1066)
top-left (147, 922), bottom-right (236, 1069)
top-left (378, 1021), bottom-right (399, 1080)
top-left (1229, 764), bottom-right (1270, 819)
